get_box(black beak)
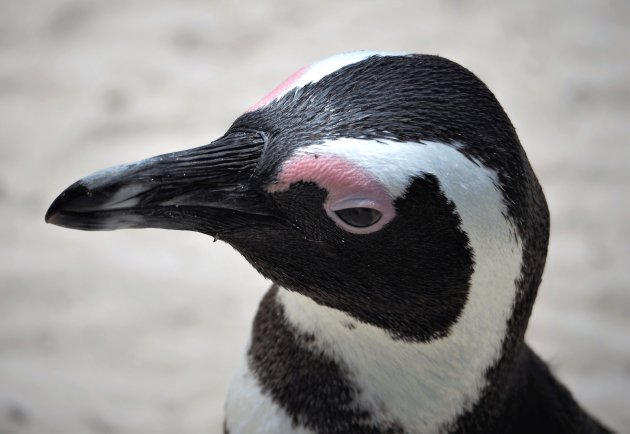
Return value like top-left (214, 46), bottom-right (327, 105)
top-left (45, 130), bottom-right (273, 235)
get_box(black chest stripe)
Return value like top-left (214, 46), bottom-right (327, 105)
top-left (248, 285), bottom-right (405, 434)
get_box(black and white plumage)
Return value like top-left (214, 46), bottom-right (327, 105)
top-left (46, 52), bottom-right (610, 433)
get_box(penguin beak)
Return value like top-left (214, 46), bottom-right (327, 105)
top-left (45, 131), bottom-right (273, 234)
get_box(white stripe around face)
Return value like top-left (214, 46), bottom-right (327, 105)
top-left (275, 139), bottom-right (523, 433)
top-left (288, 51), bottom-right (406, 91)
top-left (249, 51), bottom-right (407, 111)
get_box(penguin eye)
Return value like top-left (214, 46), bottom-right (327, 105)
top-left (334, 207), bottom-right (382, 228)
top-left (325, 194), bottom-right (395, 235)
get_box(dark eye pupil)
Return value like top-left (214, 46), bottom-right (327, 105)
top-left (334, 207), bottom-right (382, 228)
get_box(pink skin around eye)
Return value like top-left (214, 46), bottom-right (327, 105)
top-left (246, 66), bottom-right (307, 112)
top-left (267, 154), bottom-right (396, 234)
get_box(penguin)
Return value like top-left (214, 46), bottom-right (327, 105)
top-left (45, 52), bottom-right (610, 434)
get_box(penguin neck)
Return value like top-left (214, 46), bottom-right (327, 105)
top-left (267, 273), bottom-right (515, 432)
top-left (245, 142), bottom-right (528, 432)
top-left (256, 221), bottom-right (524, 433)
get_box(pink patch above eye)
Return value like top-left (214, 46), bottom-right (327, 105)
top-left (246, 66), bottom-right (307, 112)
top-left (269, 155), bottom-right (375, 196)
top-left (268, 154), bottom-right (396, 234)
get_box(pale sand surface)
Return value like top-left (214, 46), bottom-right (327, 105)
top-left (0, 0), bottom-right (628, 432)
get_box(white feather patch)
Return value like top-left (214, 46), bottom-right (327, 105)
top-left (250, 51), bottom-right (407, 111)
top-left (289, 51), bottom-right (406, 91)
top-left (276, 139), bottom-right (523, 433)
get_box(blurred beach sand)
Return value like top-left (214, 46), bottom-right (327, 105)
top-left (0, 0), bottom-right (628, 432)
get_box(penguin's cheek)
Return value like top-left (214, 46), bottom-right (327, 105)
top-left (267, 154), bottom-right (396, 234)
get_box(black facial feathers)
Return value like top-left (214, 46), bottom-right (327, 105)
top-left (230, 54), bottom-right (549, 344)
top-left (231, 175), bottom-right (472, 342)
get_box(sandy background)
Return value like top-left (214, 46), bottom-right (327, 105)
top-left (0, 0), bottom-right (628, 433)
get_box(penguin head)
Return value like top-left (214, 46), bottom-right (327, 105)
top-left (46, 52), bottom-right (549, 343)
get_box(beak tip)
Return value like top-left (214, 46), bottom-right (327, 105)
top-left (45, 200), bottom-right (64, 226)
top-left (45, 176), bottom-right (149, 231)
top-left (45, 183), bottom-right (93, 228)
top-left (44, 209), bottom-right (56, 225)
top-left (45, 190), bottom-right (65, 226)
